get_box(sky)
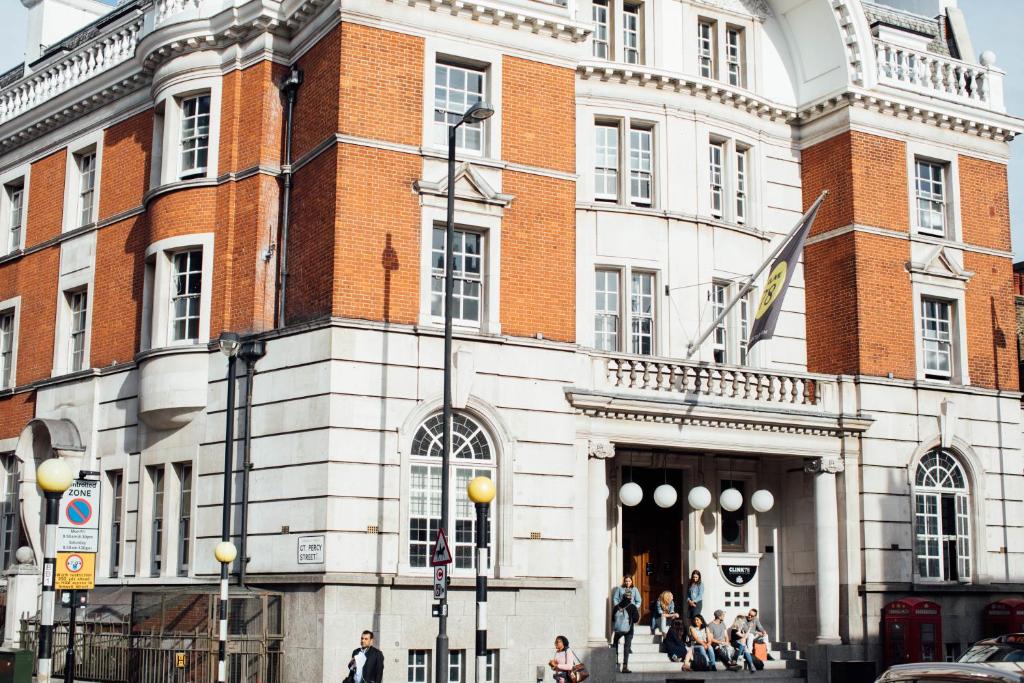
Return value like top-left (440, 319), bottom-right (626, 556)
top-left (0, 0), bottom-right (1022, 257)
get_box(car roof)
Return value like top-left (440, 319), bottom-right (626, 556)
top-left (879, 662), bottom-right (1023, 682)
top-left (972, 635), bottom-right (1024, 648)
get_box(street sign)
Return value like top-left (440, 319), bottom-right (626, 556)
top-left (58, 477), bottom-right (100, 554)
top-left (430, 528), bottom-right (452, 566)
top-left (431, 603), bottom-right (448, 618)
top-left (55, 552), bottom-right (95, 590)
top-left (175, 653), bottom-right (186, 668)
top-left (433, 565), bottom-right (447, 600)
top-left (297, 535), bottom-right (325, 564)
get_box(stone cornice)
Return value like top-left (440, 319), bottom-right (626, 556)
top-left (577, 60), bottom-right (797, 124)
top-left (565, 387), bottom-right (873, 437)
top-left (795, 88), bottom-right (1024, 142)
top-left (381, 0), bottom-right (589, 43)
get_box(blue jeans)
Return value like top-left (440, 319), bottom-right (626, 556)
top-left (736, 643), bottom-right (755, 669)
top-left (694, 645), bottom-right (716, 668)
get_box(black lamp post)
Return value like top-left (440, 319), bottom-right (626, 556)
top-left (217, 331), bottom-right (241, 683)
top-left (436, 100), bottom-right (494, 683)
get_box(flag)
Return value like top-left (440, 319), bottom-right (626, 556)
top-left (746, 196), bottom-right (825, 351)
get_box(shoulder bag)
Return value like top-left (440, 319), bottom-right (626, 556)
top-left (568, 649), bottom-right (590, 683)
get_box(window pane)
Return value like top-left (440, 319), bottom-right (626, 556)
top-left (434, 64), bottom-right (486, 152)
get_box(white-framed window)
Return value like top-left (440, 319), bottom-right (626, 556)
top-left (594, 124), bottom-right (619, 201)
top-left (914, 449), bottom-right (971, 582)
top-left (0, 454), bottom-right (19, 569)
top-left (179, 94), bottom-right (211, 178)
top-left (142, 235), bottom-right (214, 351)
top-left (0, 311), bottom-right (13, 389)
top-left (921, 297), bottom-right (953, 380)
top-left (66, 289), bottom-right (87, 372)
top-left (170, 249), bottom-right (203, 343)
top-left (595, 269), bottom-right (621, 352)
top-left (710, 280), bottom-right (752, 364)
top-left (622, 3), bottom-right (641, 64)
top-left (109, 470), bottom-right (123, 577)
top-left (712, 281), bottom-right (728, 363)
top-left (431, 227), bottom-right (483, 327)
top-left (434, 62), bottom-right (486, 154)
top-left (593, 0), bottom-right (610, 59)
top-left (177, 463), bottom-right (192, 576)
top-left (709, 142), bottom-right (724, 217)
top-left (629, 126), bottom-right (652, 205)
top-left (408, 412), bottom-right (495, 572)
top-left (484, 651), bottom-right (498, 683)
top-left (448, 651), bottom-right (465, 683)
top-left (408, 650), bottom-right (429, 682)
top-left (149, 465), bottom-right (165, 576)
top-left (726, 27), bottom-right (744, 86)
top-left (3, 179), bottom-right (25, 254)
top-left (699, 20), bottom-right (716, 78)
top-left (915, 159), bottom-right (947, 236)
top-left (735, 147), bottom-right (748, 223)
top-left (76, 150), bottom-right (97, 227)
top-left (631, 271), bottom-right (655, 355)
top-left (708, 136), bottom-right (753, 224)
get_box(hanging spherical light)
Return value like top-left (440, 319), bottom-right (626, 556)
top-left (751, 489), bottom-right (775, 513)
top-left (619, 482), bottom-right (643, 507)
top-left (687, 485), bottom-right (712, 510)
top-left (653, 484), bottom-right (678, 508)
top-left (720, 487), bottom-right (743, 512)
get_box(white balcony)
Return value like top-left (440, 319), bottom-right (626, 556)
top-left (874, 40), bottom-right (1005, 113)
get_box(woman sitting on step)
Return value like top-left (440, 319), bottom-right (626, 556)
top-left (652, 591), bottom-right (680, 634)
top-left (730, 615), bottom-right (757, 674)
top-left (662, 619), bottom-right (691, 666)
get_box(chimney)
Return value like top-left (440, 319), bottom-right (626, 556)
top-left (21, 0), bottom-right (112, 67)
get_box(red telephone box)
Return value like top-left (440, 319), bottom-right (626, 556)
top-left (882, 598), bottom-right (942, 668)
top-left (983, 599), bottom-right (1024, 637)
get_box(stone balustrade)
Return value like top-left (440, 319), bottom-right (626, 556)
top-left (603, 354), bottom-right (825, 408)
top-left (155, 0), bottom-right (206, 26)
top-left (874, 40), bottom-right (1005, 111)
top-left (0, 20), bottom-right (142, 125)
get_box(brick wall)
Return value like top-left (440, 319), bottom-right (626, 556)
top-left (965, 252), bottom-right (1017, 390)
top-left (501, 56), bottom-right (575, 173)
top-left (99, 110), bottom-right (152, 221)
top-left (25, 149), bottom-right (66, 247)
top-left (219, 61), bottom-right (286, 173)
top-left (853, 231), bottom-right (916, 379)
top-left (500, 171), bottom-right (575, 342)
top-left (960, 155), bottom-right (1011, 252)
top-left (285, 149), bottom-right (337, 323)
top-left (0, 392), bottom-right (34, 440)
top-left (291, 25), bottom-right (341, 160)
top-left (339, 23), bottom-right (423, 147)
top-left (804, 236), bottom-right (859, 375)
top-left (850, 132), bottom-right (908, 232)
top-left (91, 216), bottom-right (146, 366)
top-left (333, 145), bottom-right (421, 324)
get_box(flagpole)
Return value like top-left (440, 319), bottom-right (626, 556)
top-left (685, 191), bottom-right (828, 359)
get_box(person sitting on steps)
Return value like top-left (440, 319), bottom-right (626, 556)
top-left (662, 618), bottom-right (691, 665)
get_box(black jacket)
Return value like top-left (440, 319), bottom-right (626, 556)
top-left (346, 646), bottom-right (384, 683)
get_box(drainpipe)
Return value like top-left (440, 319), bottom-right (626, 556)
top-left (276, 67), bottom-right (303, 328)
top-left (237, 339), bottom-right (267, 587)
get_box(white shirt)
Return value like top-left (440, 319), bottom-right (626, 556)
top-left (354, 648), bottom-right (368, 683)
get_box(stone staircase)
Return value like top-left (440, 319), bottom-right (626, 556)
top-left (613, 626), bottom-right (808, 681)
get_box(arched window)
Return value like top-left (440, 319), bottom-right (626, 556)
top-left (408, 413), bottom-right (495, 571)
top-left (914, 449), bottom-right (970, 581)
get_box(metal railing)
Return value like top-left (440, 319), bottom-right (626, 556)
top-left (19, 618), bottom-right (282, 683)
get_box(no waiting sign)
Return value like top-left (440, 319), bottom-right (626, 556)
top-left (58, 477), bottom-right (100, 554)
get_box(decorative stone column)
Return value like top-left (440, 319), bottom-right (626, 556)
top-left (805, 456), bottom-right (844, 645)
top-left (587, 439), bottom-right (614, 643)
top-left (3, 547), bottom-right (39, 648)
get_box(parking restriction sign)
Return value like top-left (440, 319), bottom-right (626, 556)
top-left (58, 477), bottom-right (100, 554)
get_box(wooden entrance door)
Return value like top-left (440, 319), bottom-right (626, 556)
top-left (622, 468), bottom-right (684, 623)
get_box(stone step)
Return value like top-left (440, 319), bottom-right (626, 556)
top-left (617, 643), bottom-right (798, 662)
top-left (614, 667), bottom-right (806, 682)
top-left (617, 658), bottom-right (806, 673)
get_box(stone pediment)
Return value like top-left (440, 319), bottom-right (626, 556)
top-left (907, 245), bottom-right (974, 282)
top-left (413, 162), bottom-right (514, 208)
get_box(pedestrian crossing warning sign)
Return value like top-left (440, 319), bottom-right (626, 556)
top-left (430, 528), bottom-right (452, 566)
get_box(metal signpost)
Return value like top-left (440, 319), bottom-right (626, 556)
top-left (430, 529), bottom-right (452, 620)
top-left (56, 472), bottom-right (100, 683)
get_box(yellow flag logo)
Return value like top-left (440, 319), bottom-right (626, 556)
top-left (756, 261), bottom-right (788, 319)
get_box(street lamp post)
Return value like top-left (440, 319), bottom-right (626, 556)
top-left (467, 476), bottom-right (495, 683)
top-left (436, 100), bottom-right (494, 683)
top-left (217, 332), bottom-right (241, 683)
top-left (35, 457), bottom-right (73, 683)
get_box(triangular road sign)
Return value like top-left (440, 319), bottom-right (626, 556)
top-left (430, 528), bottom-right (452, 566)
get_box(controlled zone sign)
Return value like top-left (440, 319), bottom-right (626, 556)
top-left (56, 552), bottom-right (95, 590)
top-left (58, 477), bottom-right (100, 554)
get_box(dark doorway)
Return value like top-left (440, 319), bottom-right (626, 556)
top-left (622, 467), bottom-right (685, 623)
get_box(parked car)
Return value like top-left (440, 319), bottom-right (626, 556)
top-left (958, 634), bottom-right (1024, 672)
top-left (875, 662), bottom-right (1022, 682)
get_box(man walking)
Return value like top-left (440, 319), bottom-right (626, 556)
top-left (346, 630), bottom-right (384, 683)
